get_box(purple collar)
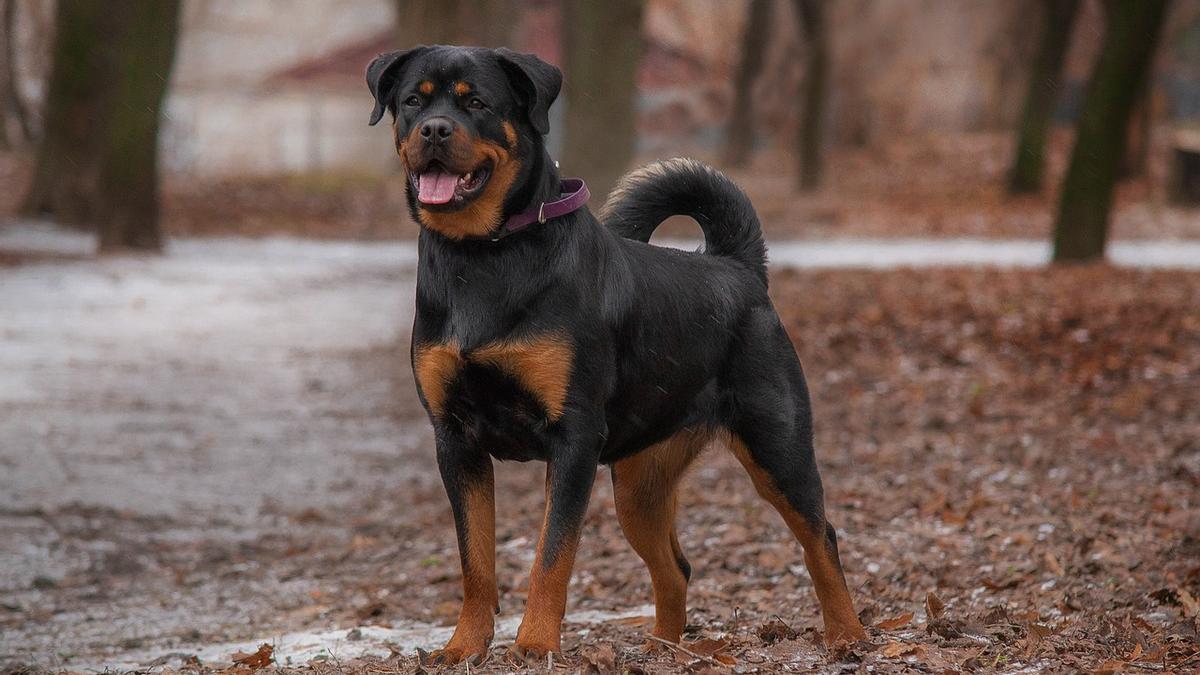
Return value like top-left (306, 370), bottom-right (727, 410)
top-left (481, 178), bottom-right (590, 241)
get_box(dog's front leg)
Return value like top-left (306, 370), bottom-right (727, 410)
top-left (427, 438), bottom-right (497, 667)
top-left (513, 435), bottom-right (600, 661)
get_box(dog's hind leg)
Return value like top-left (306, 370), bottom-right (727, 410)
top-left (724, 308), bottom-right (866, 646)
top-left (611, 429), bottom-right (707, 643)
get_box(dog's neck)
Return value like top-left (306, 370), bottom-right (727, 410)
top-left (509, 145), bottom-right (564, 219)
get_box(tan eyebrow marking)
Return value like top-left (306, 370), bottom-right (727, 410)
top-left (419, 80), bottom-right (434, 95)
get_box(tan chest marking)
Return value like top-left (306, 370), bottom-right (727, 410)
top-left (413, 341), bottom-right (464, 416)
top-left (414, 335), bottom-right (574, 420)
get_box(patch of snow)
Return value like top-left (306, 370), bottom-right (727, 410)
top-left (0, 223), bottom-right (420, 521)
top-left (83, 605), bottom-right (656, 671)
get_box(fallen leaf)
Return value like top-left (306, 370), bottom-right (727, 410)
top-left (926, 592), bottom-right (946, 620)
top-left (882, 641), bottom-right (925, 658)
top-left (687, 637), bottom-right (731, 656)
top-left (1177, 587), bottom-right (1200, 618)
top-left (876, 612), bottom-right (915, 631)
top-left (581, 642), bottom-right (617, 674)
top-left (607, 615), bottom-right (653, 626)
top-left (1044, 551), bottom-right (1064, 576)
top-left (1148, 588), bottom-right (1179, 606)
top-left (756, 618), bottom-right (798, 644)
top-left (231, 643), bottom-right (273, 670)
top-left (982, 576), bottom-right (1022, 591)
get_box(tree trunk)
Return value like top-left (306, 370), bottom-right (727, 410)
top-left (94, 0), bottom-right (181, 252)
top-left (722, 0), bottom-right (771, 168)
top-left (794, 0), bottom-right (828, 191)
top-left (395, 0), bottom-right (516, 48)
top-left (22, 0), bottom-right (181, 252)
top-left (562, 0), bottom-right (644, 202)
top-left (0, 1), bottom-right (8, 150)
top-left (1053, 0), bottom-right (1169, 263)
top-left (1119, 76), bottom-right (1152, 179)
top-left (1, 0), bottom-right (30, 145)
top-left (1008, 0), bottom-right (1080, 194)
top-left (19, 0), bottom-right (107, 223)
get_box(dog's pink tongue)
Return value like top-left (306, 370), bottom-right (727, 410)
top-left (417, 170), bottom-right (459, 204)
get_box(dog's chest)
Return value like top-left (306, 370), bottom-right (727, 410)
top-left (414, 335), bottom-right (574, 441)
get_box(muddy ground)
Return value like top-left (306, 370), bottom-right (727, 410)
top-left (1, 227), bottom-right (1197, 674)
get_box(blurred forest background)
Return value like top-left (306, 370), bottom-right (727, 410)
top-left (3, 0), bottom-right (1200, 256)
top-left (2, 2), bottom-right (1200, 674)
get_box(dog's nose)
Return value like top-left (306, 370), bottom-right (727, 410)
top-left (419, 117), bottom-right (454, 143)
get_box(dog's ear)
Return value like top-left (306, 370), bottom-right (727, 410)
top-left (366, 47), bottom-right (425, 126)
top-left (495, 48), bottom-right (562, 136)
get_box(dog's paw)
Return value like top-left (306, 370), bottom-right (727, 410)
top-left (418, 642), bottom-right (489, 668)
top-left (508, 641), bottom-right (558, 666)
top-left (639, 637), bottom-right (674, 655)
top-left (823, 621), bottom-right (868, 648)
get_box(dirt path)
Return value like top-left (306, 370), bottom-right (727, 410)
top-left (1, 228), bottom-right (431, 669)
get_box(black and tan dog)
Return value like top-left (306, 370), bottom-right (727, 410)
top-left (366, 45), bottom-right (865, 665)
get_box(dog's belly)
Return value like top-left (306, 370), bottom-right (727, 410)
top-left (600, 377), bottom-right (724, 464)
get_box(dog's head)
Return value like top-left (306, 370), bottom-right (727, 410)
top-left (366, 45), bottom-right (562, 240)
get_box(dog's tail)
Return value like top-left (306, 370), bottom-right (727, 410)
top-left (599, 158), bottom-right (767, 284)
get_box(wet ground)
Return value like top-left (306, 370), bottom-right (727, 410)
top-left (2, 224), bottom-right (1198, 673)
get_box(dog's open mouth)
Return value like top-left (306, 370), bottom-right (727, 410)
top-left (410, 161), bottom-right (491, 206)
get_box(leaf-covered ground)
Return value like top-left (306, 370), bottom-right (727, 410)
top-left (4, 263), bottom-right (1196, 674)
top-left (374, 267), bottom-right (1200, 673)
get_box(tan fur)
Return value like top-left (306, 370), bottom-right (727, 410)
top-left (612, 429), bottom-right (709, 642)
top-left (726, 432), bottom-right (866, 645)
top-left (432, 476), bottom-right (498, 662)
top-left (413, 335), bottom-right (574, 421)
top-left (419, 80), bottom-right (434, 95)
top-left (413, 342), bottom-right (464, 416)
top-left (472, 335), bottom-right (573, 420)
top-left (397, 107), bottom-right (524, 240)
top-left (415, 134), bottom-right (521, 240)
top-left (454, 81), bottom-right (470, 96)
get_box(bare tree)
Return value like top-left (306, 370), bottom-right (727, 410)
top-left (1120, 77), bottom-right (1153, 179)
top-left (21, 0), bottom-right (107, 224)
top-left (722, 0), bottom-right (771, 168)
top-left (562, 0), bottom-right (645, 201)
top-left (394, 0), bottom-right (516, 48)
top-left (0, 0), bottom-right (32, 148)
top-left (1009, 0), bottom-right (1080, 194)
top-left (22, 0), bottom-right (182, 252)
top-left (793, 0), bottom-right (828, 191)
top-left (1053, 0), bottom-right (1169, 262)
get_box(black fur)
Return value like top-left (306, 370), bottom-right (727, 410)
top-left (365, 45), bottom-right (848, 652)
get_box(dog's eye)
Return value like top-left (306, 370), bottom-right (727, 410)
top-left (467, 97), bottom-right (487, 111)
top-left (403, 95), bottom-right (421, 108)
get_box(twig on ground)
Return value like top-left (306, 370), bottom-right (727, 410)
top-left (645, 636), bottom-right (723, 667)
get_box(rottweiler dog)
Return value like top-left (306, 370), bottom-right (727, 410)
top-left (366, 45), bottom-right (865, 665)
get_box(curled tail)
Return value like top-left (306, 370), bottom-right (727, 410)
top-left (599, 158), bottom-right (768, 284)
